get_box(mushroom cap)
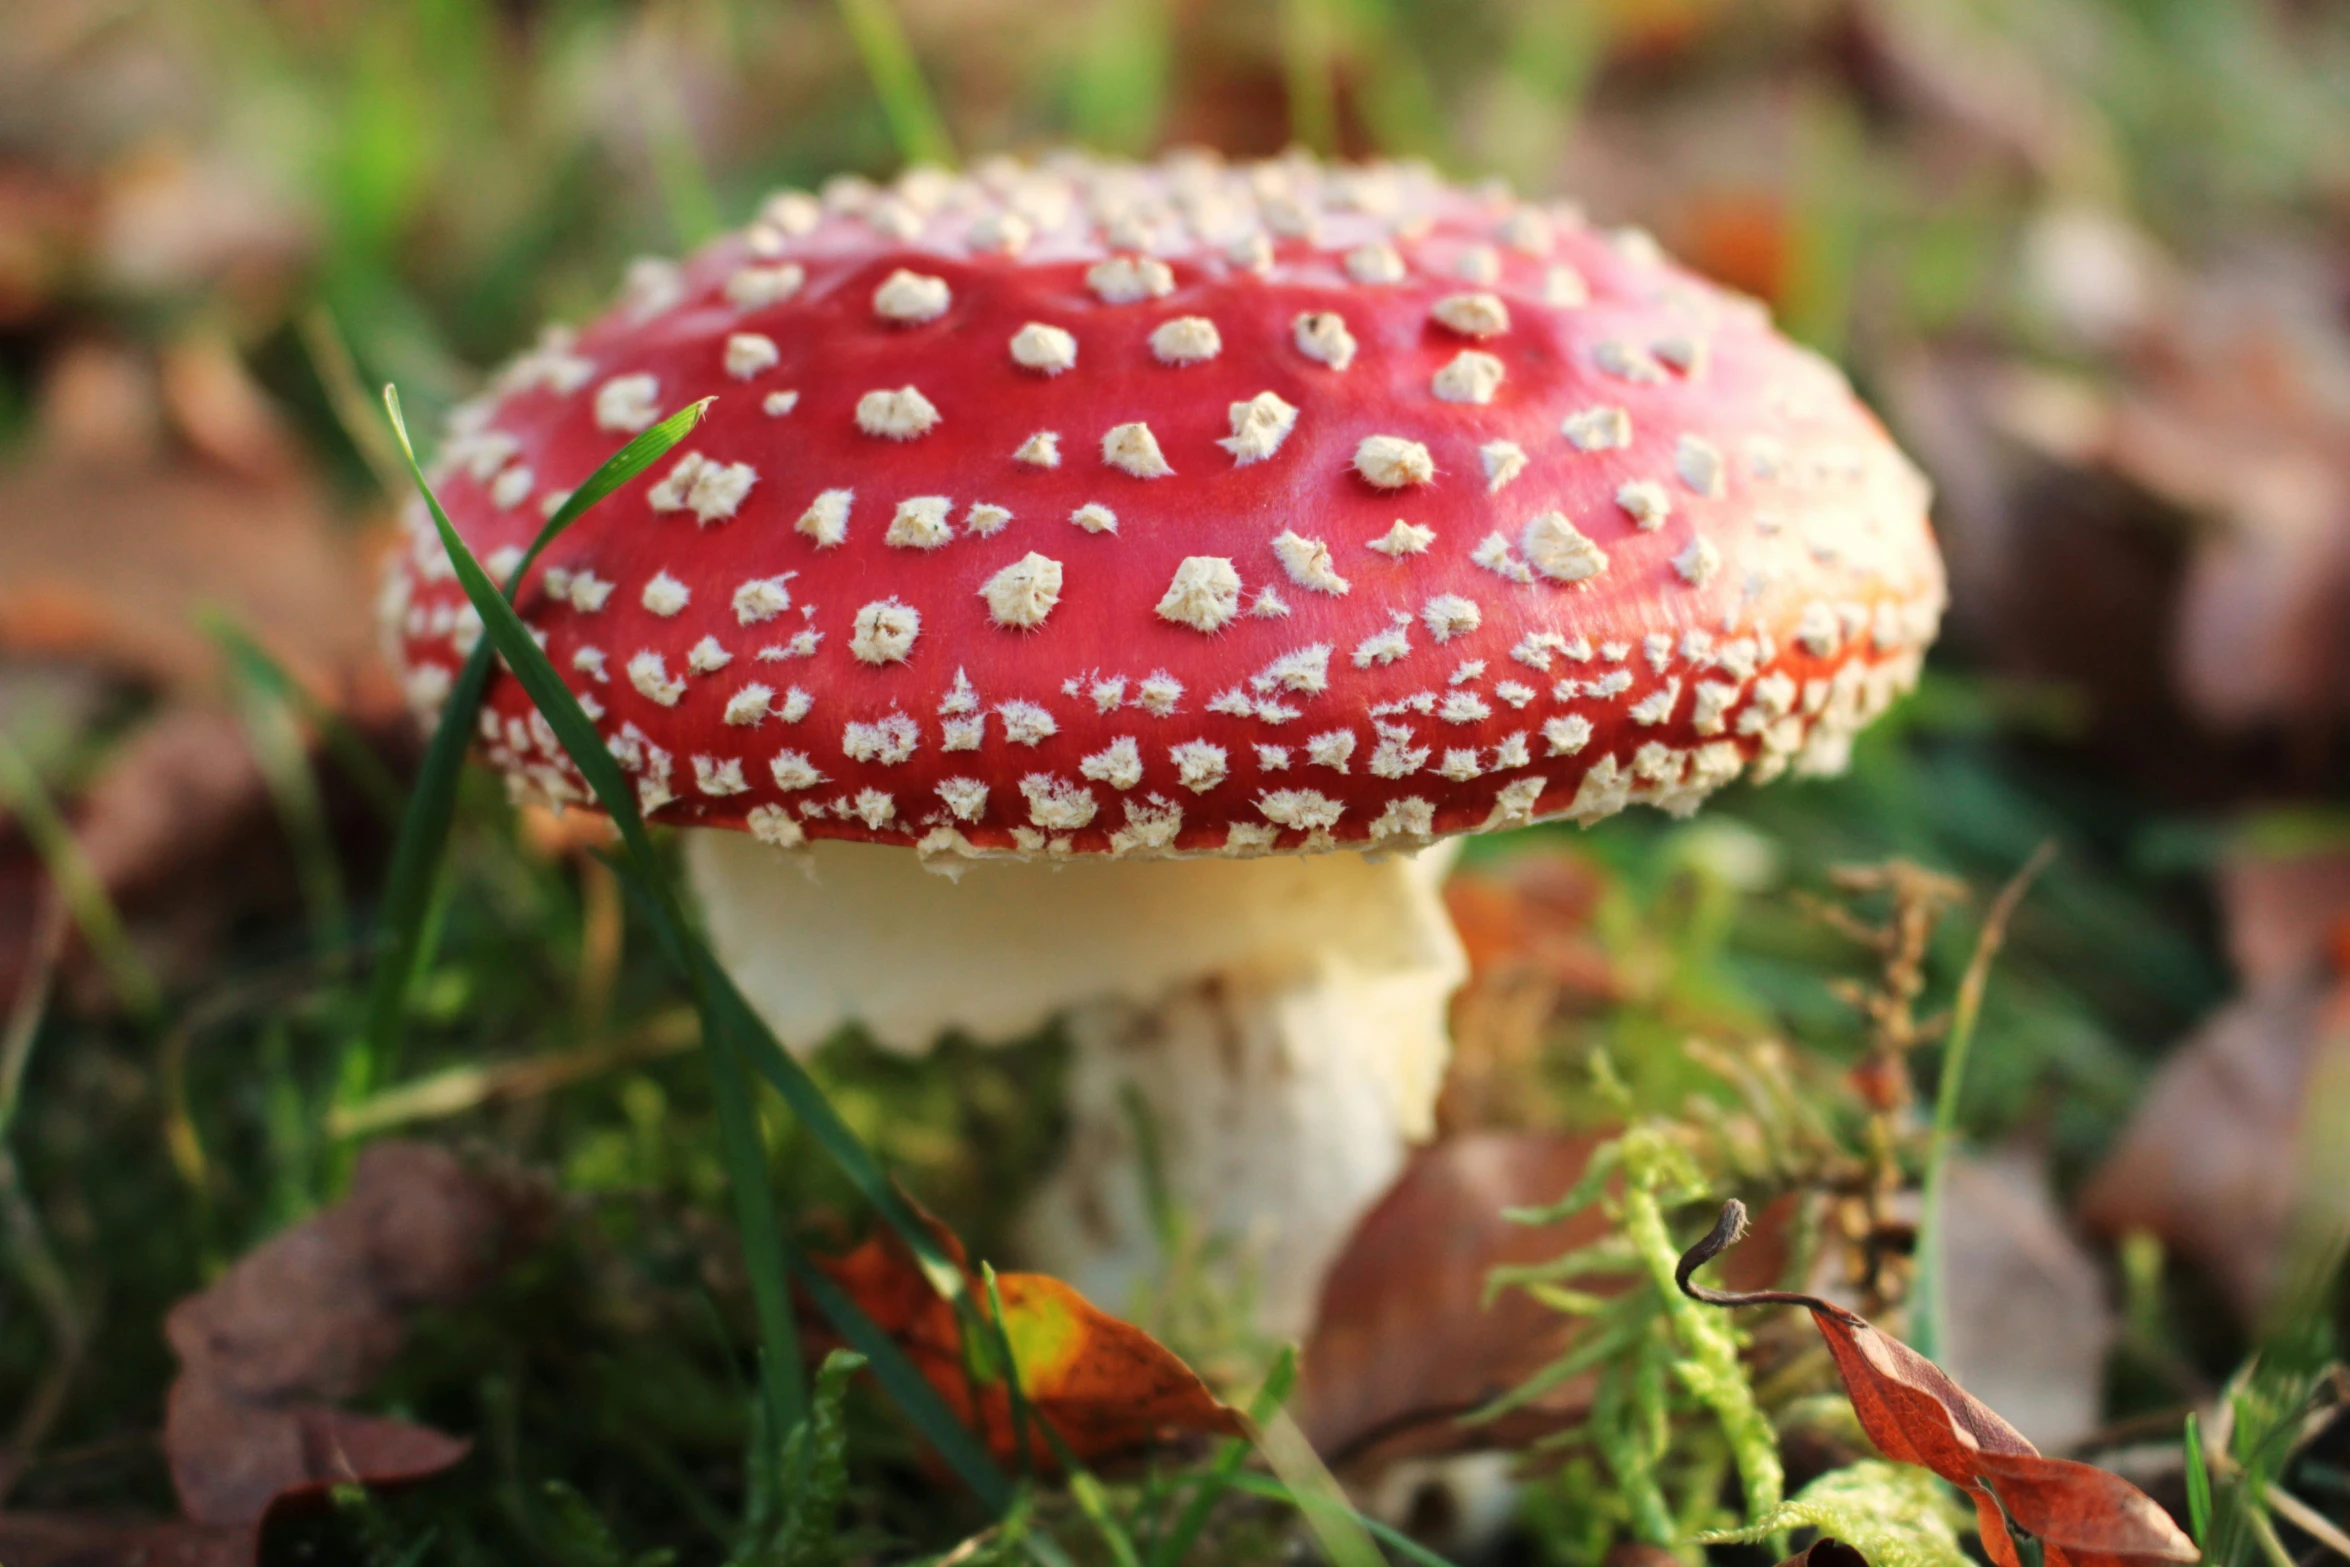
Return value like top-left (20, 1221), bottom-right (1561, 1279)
top-left (382, 151), bottom-right (1944, 862)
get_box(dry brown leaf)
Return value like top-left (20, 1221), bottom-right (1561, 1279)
top-left (819, 1211), bottom-right (1244, 1468)
top-left (0, 1511), bottom-right (255, 1567)
top-left (2216, 848), bottom-right (2350, 991)
top-left (1297, 1131), bottom-right (1613, 1468)
top-left (1682, 1202), bottom-right (2199, 1567)
top-left (162, 1140), bottom-right (541, 1525)
top-left (2079, 976), bottom-right (2350, 1320)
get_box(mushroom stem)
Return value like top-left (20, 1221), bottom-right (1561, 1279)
top-left (684, 834), bottom-right (1464, 1337)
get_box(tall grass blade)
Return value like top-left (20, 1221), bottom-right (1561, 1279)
top-left (835, 0), bottom-right (957, 167)
top-left (0, 732), bottom-right (162, 1026)
top-left (384, 385), bottom-right (1016, 1509)
top-left (1148, 1345), bottom-right (1297, 1567)
top-left (2183, 1411), bottom-right (2212, 1546)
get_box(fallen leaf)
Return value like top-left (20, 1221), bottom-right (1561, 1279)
top-left (1936, 1149), bottom-right (2114, 1451)
top-left (1296, 1131), bottom-right (1614, 1468)
top-left (2214, 847), bottom-right (2350, 991)
top-left (818, 1211), bottom-right (1243, 1468)
top-left (0, 1512), bottom-right (255, 1567)
top-left (2078, 977), bottom-right (2350, 1321)
top-left (1680, 1201), bottom-right (2200, 1567)
top-left (162, 1140), bottom-right (542, 1526)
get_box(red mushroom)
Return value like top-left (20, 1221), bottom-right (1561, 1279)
top-left (381, 150), bottom-right (1944, 1333)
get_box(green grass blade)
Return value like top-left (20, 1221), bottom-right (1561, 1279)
top-left (1250, 1409), bottom-right (1390, 1567)
top-left (834, 0), bottom-right (956, 168)
top-left (2184, 1410), bottom-right (2212, 1546)
top-left (0, 732), bottom-right (162, 1026)
top-left (205, 613), bottom-right (405, 822)
top-left (386, 384), bottom-right (1017, 1511)
top-left (783, 1245), bottom-right (1014, 1510)
top-left (1914, 840), bottom-right (2054, 1360)
top-left (1148, 1345), bottom-right (1297, 1567)
top-left (1227, 1471), bottom-right (1460, 1567)
top-left (357, 393), bottom-right (713, 1089)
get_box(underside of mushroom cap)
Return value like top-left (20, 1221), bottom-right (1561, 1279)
top-left (383, 150), bottom-right (1945, 862)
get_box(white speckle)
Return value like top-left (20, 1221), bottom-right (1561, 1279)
top-left (1624, 682), bottom-right (1681, 729)
top-left (1079, 737), bottom-right (1144, 789)
top-left (695, 756), bottom-right (748, 796)
top-left (1617, 480), bottom-right (1671, 530)
top-left (849, 599), bottom-right (920, 665)
top-left (981, 552), bottom-right (1063, 629)
top-left (1496, 681), bottom-right (1536, 708)
top-left (1019, 774), bottom-right (1097, 830)
top-left (1102, 422), bottom-right (1173, 479)
top-left (1258, 789), bottom-right (1342, 831)
top-left (1070, 502), bottom-right (1118, 534)
top-left (1481, 440), bottom-right (1528, 492)
top-left (734, 577), bottom-right (795, 625)
top-left (1219, 392), bottom-right (1299, 465)
top-left (1795, 602), bottom-right (1841, 657)
top-left (687, 636), bottom-right (731, 674)
top-left (1562, 406), bottom-right (1631, 451)
top-left (1654, 332), bottom-right (1707, 377)
top-left (627, 651), bottom-right (685, 706)
top-left (1150, 317), bottom-right (1221, 365)
top-left (567, 571), bottom-right (614, 613)
top-left (957, 502), bottom-right (1009, 538)
top-left (939, 670), bottom-right (978, 717)
top-left (1010, 322), bottom-right (1078, 375)
top-left (1523, 511), bottom-right (1609, 584)
top-left (851, 789), bottom-right (896, 830)
top-left (1015, 431), bottom-right (1062, 467)
top-left (1251, 587), bottom-right (1291, 619)
top-left (936, 778), bottom-right (988, 820)
top-left (1644, 632), bottom-right (1674, 673)
top-left (1487, 775), bottom-right (1546, 828)
top-left (1253, 644), bottom-right (1333, 695)
top-left (1439, 691), bottom-right (1491, 724)
top-left (941, 717), bottom-right (984, 750)
top-left (1170, 740), bottom-right (1227, 792)
top-left (1677, 434), bottom-right (1726, 497)
top-left (885, 495), bottom-right (955, 550)
top-left (642, 572), bottom-right (690, 616)
top-left (856, 386), bottom-right (941, 440)
top-left (1157, 556), bottom-right (1241, 632)
top-left (1270, 530), bottom-right (1350, 595)
top-left (1423, 594), bottom-right (1482, 643)
top-left (1432, 350), bottom-right (1504, 404)
top-left (1370, 520), bottom-right (1435, 557)
top-left (490, 465), bottom-right (534, 509)
top-left (725, 684), bottom-right (773, 725)
top-left (1455, 245), bottom-right (1500, 284)
top-left (1256, 744), bottom-right (1291, 771)
top-left (1086, 256), bottom-right (1175, 303)
top-left (1293, 312), bottom-right (1358, 370)
top-left (725, 264), bottom-right (805, 310)
top-left (1088, 677), bottom-right (1126, 712)
top-left (1472, 532), bottom-right (1535, 584)
top-left (594, 374), bottom-right (660, 433)
top-left (1227, 231), bottom-right (1275, 273)
top-left (1370, 723), bottom-right (1430, 778)
top-left (1692, 680), bottom-right (1741, 735)
top-left (780, 688), bottom-right (812, 722)
top-left (677, 458), bottom-right (755, 524)
top-left (623, 257), bottom-right (685, 317)
top-left (798, 489), bottom-right (852, 548)
top-left (1344, 242), bottom-right (1406, 284)
top-left (1353, 624), bottom-right (1411, 667)
top-left (843, 712), bottom-right (920, 765)
top-left (1542, 715), bottom-right (1592, 755)
top-left (763, 390), bottom-right (800, 417)
top-left (571, 647), bottom-right (608, 682)
top-left (1432, 292), bottom-right (1509, 337)
top-left (1595, 339), bottom-right (1668, 384)
top-left (762, 189), bottom-right (821, 234)
top-left (747, 806), bottom-right (806, 848)
top-left (997, 700), bottom-right (1057, 745)
top-left (1611, 226), bottom-right (1664, 266)
top-left (1354, 435), bottom-right (1434, 489)
top-left (485, 545), bottom-right (525, 580)
top-left (725, 333), bottom-right (780, 380)
top-left (1439, 748), bottom-right (1482, 781)
top-left (1499, 208), bottom-right (1552, 254)
top-left (1136, 672), bottom-right (1184, 715)
top-left (1305, 730), bottom-right (1355, 771)
top-left (1542, 265), bottom-right (1588, 308)
top-left (1372, 796), bottom-right (1437, 839)
top-left (873, 268), bottom-right (950, 324)
top-left (1673, 536), bottom-right (1722, 587)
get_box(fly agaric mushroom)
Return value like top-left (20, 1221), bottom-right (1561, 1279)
top-left (380, 151), bottom-right (1944, 1335)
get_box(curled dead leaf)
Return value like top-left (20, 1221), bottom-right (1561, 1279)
top-left (1679, 1201), bottom-right (2200, 1567)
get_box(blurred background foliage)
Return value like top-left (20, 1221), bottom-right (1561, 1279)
top-left (2, 0), bottom-right (2348, 1560)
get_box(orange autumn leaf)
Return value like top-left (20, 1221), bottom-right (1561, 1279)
top-left (1678, 1201), bottom-right (2200, 1567)
top-left (818, 1215), bottom-right (1245, 1468)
